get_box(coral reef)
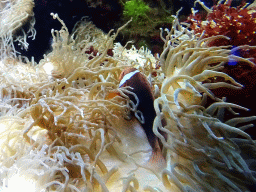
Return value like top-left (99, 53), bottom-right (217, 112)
top-left (187, 0), bottom-right (256, 48)
top-left (1, 4), bottom-right (256, 192)
top-left (187, 0), bottom-right (256, 139)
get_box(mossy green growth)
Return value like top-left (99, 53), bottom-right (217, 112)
top-left (123, 0), bottom-right (150, 21)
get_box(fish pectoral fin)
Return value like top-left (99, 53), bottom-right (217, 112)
top-left (105, 91), bottom-right (120, 99)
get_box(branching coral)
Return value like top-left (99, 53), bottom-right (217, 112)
top-left (187, 0), bottom-right (256, 65)
top-left (187, 0), bottom-right (256, 46)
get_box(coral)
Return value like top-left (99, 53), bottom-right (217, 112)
top-left (1, 6), bottom-right (256, 192)
top-left (187, 0), bottom-right (256, 63)
top-left (186, 0), bottom-right (256, 137)
top-left (187, 0), bottom-right (256, 46)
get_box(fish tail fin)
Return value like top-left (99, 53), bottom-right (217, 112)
top-left (147, 140), bottom-right (166, 171)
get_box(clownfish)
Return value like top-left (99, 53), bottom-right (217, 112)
top-left (118, 67), bottom-right (165, 166)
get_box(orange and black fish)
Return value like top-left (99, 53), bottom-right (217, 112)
top-left (118, 67), bottom-right (165, 166)
top-left (119, 68), bottom-right (157, 147)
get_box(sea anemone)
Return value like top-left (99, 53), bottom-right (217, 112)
top-left (186, 0), bottom-right (256, 138)
top-left (154, 13), bottom-right (256, 191)
top-left (0, 6), bottom-right (256, 192)
top-left (0, 0), bottom-right (35, 59)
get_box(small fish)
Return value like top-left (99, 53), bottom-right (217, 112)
top-left (107, 67), bottom-right (165, 168)
top-left (118, 68), bottom-right (166, 169)
top-left (118, 68), bottom-right (162, 157)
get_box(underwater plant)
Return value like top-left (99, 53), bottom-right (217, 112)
top-left (123, 0), bottom-right (150, 21)
top-left (120, 0), bottom-right (174, 50)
